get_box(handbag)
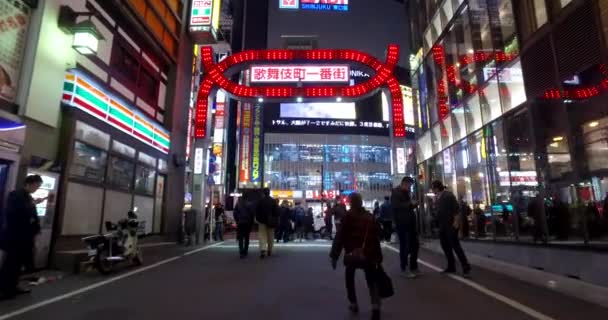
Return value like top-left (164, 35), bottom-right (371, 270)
top-left (343, 219), bottom-right (370, 266)
top-left (376, 265), bottom-right (394, 299)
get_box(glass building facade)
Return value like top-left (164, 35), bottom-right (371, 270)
top-left (410, 0), bottom-right (608, 246)
top-left (264, 133), bottom-right (393, 209)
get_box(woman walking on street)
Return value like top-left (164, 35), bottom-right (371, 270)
top-left (330, 193), bottom-right (383, 320)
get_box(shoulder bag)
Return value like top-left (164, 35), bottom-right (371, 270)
top-left (343, 218), bottom-right (370, 266)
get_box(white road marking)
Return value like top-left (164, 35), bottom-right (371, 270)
top-left (0, 242), bottom-right (224, 320)
top-left (383, 244), bottom-right (556, 320)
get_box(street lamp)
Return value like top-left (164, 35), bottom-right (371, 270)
top-left (58, 6), bottom-right (104, 55)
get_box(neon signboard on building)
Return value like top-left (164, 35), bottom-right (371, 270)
top-left (250, 65), bottom-right (350, 83)
top-left (279, 0), bottom-right (349, 12)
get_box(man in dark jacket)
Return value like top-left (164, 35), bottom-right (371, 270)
top-left (234, 192), bottom-right (256, 258)
top-left (432, 180), bottom-right (471, 276)
top-left (0, 175), bottom-right (44, 299)
top-left (379, 196), bottom-right (393, 242)
top-left (256, 188), bottom-right (278, 258)
top-left (391, 176), bottom-right (419, 278)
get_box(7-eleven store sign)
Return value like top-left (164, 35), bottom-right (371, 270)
top-left (62, 72), bottom-right (170, 153)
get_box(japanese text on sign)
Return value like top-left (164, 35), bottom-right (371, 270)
top-left (271, 119), bottom-right (388, 129)
top-left (250, 65), bottom-right (350, 83)
top-left (191, 0), bottom-right (213, 26)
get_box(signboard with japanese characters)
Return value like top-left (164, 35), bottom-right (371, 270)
top-left (250, 65), bottom-right (350, 83)
top-left (190, 0), bottom-right (213, 26)
top-left (239, 103), bottom-right (253, 184)
top-left (279, 0), bottom-right (349, 12)
top-left (251, 104), bottom-right (263, 185)
top-left (0, 0), bottom-right (30, 103)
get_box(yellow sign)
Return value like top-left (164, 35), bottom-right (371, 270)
top-left (212, 0), bottom-right (221, 32)
top-left (271, 190), bottom-right (293, 199)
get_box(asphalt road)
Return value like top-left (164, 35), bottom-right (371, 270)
top-left (0, 240), bottom-right (606, 320)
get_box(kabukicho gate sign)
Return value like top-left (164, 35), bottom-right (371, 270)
top-left (194, 45), bottom-right (405, 139)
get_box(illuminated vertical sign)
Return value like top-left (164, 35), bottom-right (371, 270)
top-left (401, 85), bottom-right (415, 126)
top-left (186, 108), bottom-right (193, 160)
top-left (194, 148), bottom-right (204, 174)
top-left (396, 148), bottom-right (406, 174)
top-left (251, 104), bottom-right (263, 184)
top-left (239, 103), bottom-right (253, 183)
top-left (191, 0), bottom-right (213, 26)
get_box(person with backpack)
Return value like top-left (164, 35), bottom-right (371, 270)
top-left (256, 188), bottom-right (279, 258)
top-left (330, 192), bottom-right (383, 320)
top-left (234, 191), bottom-right (256, 259)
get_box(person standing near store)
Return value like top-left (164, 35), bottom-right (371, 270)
top-left (0, 175), bottom-right (44, 300)
top-left (379, 196), bottom-right (393, 242)
top-left (391, 177), bottom-right (419, 278)
top-left (256, 188), bottom-right (279, 258)
top-left (431, 180), bottom-right (471, 277)
top-left (234, 192), bottom-right (256, 259)
top-left (330, 192), bottom-right (383, 320)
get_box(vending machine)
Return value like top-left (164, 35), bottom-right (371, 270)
top-left (28, 169), bottom-right (60, 268)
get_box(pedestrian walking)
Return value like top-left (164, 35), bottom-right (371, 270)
top-left (0, 175), bottom-right (44, 300)
top-left (379, 196), bottom-right (393, 242)
top-left (330, 192), bottom-right (383, 320)
top-left (256, 188), bottom-right (279, 258)
top-left (431, 180), bottom-right (471, 277)
top-left (333, 197), bottom-right (347, 232)
top-left (324, 202), bottom-right (334, 240)
top-left (294, 202), bottom-right (306, 242)
top-left (234, 192), bottom-right (256, 259)
top-left (391, 177), bottom-right (420, 278)
top-left (276, 200), bottom-right (292, 243)
top-left (213, 203), bottom-right (226, 241)
top-left (304, 207), bottom-right (314, 240)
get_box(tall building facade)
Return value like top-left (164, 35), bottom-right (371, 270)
top-left (0, 0), bottom-right (193, 267)
top-left (410, 0), bottom-right (608, 246)
top-left (221, 0), bottom-right (413, 209)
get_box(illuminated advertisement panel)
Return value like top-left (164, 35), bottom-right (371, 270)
top-left (251, 104), bottom-right (263, 185)
top-left (191, 0), bottom-right (213, 26)
top-left (250, 65), bottom-right (350, 83)
top-left (280, 103), bottom-right (356, 119)
top-left (280, 0), bottom-right (348, 11)
top-left (239, 103), bottom-right (253, 183)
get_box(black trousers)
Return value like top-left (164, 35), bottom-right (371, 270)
top-left (395, 223), bottom-right (418, 271)
top-left (236, 223), bottom-right (253, 255)
top-left (381, 221), bottom-right (393, 241)
top-left (0, 244), bottom-right (31, 294)
top-left (439, 227), bottom-right (470, 270)
top-left (345, 264), bottom-right (380, 306)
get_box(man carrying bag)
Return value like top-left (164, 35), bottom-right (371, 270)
top-left (330, 193), bottom-right (392, 320)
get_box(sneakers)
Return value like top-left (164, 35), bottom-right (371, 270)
top-left (402, 270), bottom-right (417, 279)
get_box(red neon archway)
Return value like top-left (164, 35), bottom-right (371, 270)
top-left (194, 45), bottom-right (405, 138)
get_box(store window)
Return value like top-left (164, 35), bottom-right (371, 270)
top-left (464, 93), bottom-right (483, 133)
top-left (75, 121), bottom-right (110, 150)
top-left (107, 156), bottom-right (135, 190)
top-left (135, 165), bottom-right (156, 195)
top-left (480, 79), bottom-right (502, 124)
top-left (454, 140), bottom-right (472, 204)
top-left (69, 141), bottom-right (107, 183)
top-left (417, 132), bottom-right (433, 162)
top-left (533, 0), bottom-right (548, 27)
top-left (443, 148), bottom-right (457, 194)
top-left (489, 0), bottom-right (519, 66)
top-left (432, 123), bottom-right (443, 155)
top-left (112, 140), bottom-right (136, 158)
top-left (469, 0), bottom-right (495, 85)
top-left (582, 116), bottom-right (608, 172)
top-left (498, 60), bottom-right (527, 112)
top-left (451, 106), bottom-right (467, 142)
top-left (468, 131), bottom-right (490, 208)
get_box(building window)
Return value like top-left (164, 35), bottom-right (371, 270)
top-left (112, 42), bottom-right (139, 85)
top-left (69, 141), bottom-right (108, 183)
top-left (107, 156), bottom-right (135, 190)
top-left (135, 165), bottom-right (156, 195)
top-left (498, 60), bottom-right (527, 112)
top-left (480, 79), bottom-right (502, 124)
top-left (533, 0), bottom-right (548, 27)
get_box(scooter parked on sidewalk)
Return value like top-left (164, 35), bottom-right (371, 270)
top-left (82, 211), bottom-right (143, 274)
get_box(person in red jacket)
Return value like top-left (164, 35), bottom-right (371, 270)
top-left (330, 192), bottom-right (383, 320)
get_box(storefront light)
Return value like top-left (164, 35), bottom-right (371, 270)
top-left (589, 121), bottom-right (599, 128)
top-left (58, 6), bottom-right (104, 56)
top-left (552, 136), bottom-right (564, 142)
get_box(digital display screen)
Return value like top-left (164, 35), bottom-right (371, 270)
top-left (264, 92), bottom-right (389, 136)
top-left (280, 102), bottom-right (356, 119)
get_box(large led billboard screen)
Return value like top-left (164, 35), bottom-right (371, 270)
top-left (280, 103), bottom-right (356, 119)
